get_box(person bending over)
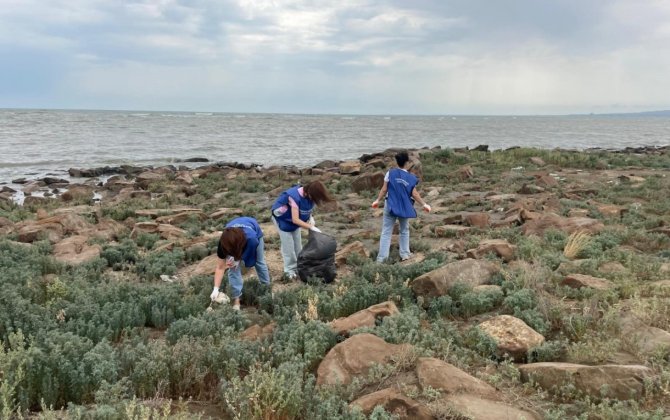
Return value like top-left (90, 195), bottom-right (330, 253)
top-left (271, 180), bottom-right (335, 280)
top-left (211, 216), bottom-right (270, 310)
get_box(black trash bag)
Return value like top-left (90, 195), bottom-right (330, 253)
top-left (297, 230), bottom-right (337, 283)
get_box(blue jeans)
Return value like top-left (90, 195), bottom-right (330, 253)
top-left (377, 208), bottom-right (410, 262)
top-left (227, 238), bottom-right (271, 299)
top-left (272, 216), bottom-right (302, 276)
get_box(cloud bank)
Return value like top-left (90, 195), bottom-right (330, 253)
top-left (1, 0), bottom-right (669, 114)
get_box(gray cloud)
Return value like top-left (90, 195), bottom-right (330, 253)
top-left (0, 0), bottom-right (669, 113)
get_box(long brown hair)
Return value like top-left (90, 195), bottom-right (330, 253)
top-left (304, 180), bottom-right (335, 206)
top-left (219, 227), bottom-right (246, 260)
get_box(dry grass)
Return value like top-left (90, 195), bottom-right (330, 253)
top-left (563, 231), bottom-right (591, 260)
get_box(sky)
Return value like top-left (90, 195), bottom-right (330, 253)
top-left (1, 0), bottom-right (669, 115)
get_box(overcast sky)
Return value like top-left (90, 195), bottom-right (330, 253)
top-left (1, 0), bottom-right (669, 115)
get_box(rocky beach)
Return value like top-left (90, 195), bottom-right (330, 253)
top-left (1, 145), bottom-right (670, 419)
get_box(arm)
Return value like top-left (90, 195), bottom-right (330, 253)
top-left (372, 181), bottom-right (388, 207)
top-left (291, 205), bottom-right (314, 230)
top-left (213, 258), bottom-right (227, 290)
top-left (412, 188), bottom-right (431, 212)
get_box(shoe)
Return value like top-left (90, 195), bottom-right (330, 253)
top-left (400, 253), bottom-right (414, 261)
top-left (232, 304), bottom-right (240, 311)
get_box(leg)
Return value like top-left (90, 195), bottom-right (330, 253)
top-left (398, 217), bottom-right (411, 259)
top-left (273, 217), bottom-right (298, 276)
top-left (290, 228), bottom-right (303, 273)
top-left (254, 237), bottom-right (271, 285)
top-left (376, 209), bottom-right (396, 262)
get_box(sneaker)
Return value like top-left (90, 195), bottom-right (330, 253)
top-left (232, 303), bottom-right (240, 311)
top-left (400, 253), bottom-right (414, 262)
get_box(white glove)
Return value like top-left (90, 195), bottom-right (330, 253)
top-left (309, 216), bottom-right (315, 226)
top-left (226, 256), bottom-right (239, 268)
top-left (423, 203), bottom-right (432, 213)
top-left (310, 226), bottom-right (322, 233)
top-left (210, 287), bottom-right (220, 301)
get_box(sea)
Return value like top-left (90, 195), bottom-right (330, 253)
top-left (1, 109), bottom-right (669, 187)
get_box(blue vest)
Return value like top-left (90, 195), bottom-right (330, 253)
top-left (386, 168), bottom-right (418, 218)
top-left (271, 186), bottom-right (314, 232)
top-left (226, 217), bottom-right (263, 266)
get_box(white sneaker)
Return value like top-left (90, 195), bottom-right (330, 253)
top-left (232, 303), bottom-right (240, 311)
top-left (400, 254), bottom-right (414, 261)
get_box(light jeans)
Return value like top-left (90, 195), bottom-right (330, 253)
top-left (227, 237), bottom-right (271, 299)
top-left (272, 216), bottom-right (302, 276)
top-left (377, 208), bottom-right (411, 262)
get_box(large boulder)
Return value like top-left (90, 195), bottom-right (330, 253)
top-left (350, 388), bottom-right (432, 419)
top-left (463, 212), bottom-right (490, 228)
top-left (335, 241), bottom-right (370, 266)
top-left (53, 235), bottom-right (102, 265)
top-left (466, 239), bottom-right (516, 262)
top-left (519, 363), bottom-right (653, 400)
top-left (329, 301), bottom-right (399, 336)
top-left (339, 160), bottom-right (362, 175)
top-left (316, 333), bottom-right (412, 386)
top-left (444, 394), bottom-right (539, 420)
top-left (416, 357), bottom-right (496, 398)
top-left (411, 259), bottom-right (500, 299)
top-left (478, 315), bottom-right (545, 361)
top-left (60, 184), bottom-right (95, 202)
top-left (619, 314), bottom-right (670, 356)
top-left (16, 213), bottom-right (92, 243)
top-left (351, 172), bottom-right (385, 193)
top-left (521, 213), bottom-right (604, 236)
top-left (135, 171), bottom-right (165, 189)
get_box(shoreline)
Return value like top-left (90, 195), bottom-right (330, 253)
top-left (0, 144), bottom-right (668, 206)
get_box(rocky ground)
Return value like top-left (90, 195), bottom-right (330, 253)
top-left (1, 145), bottom-right (669, 419)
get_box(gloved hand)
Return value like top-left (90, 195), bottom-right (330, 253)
top-left (371, 200), bottom-right (379, 208)
top-left (309, 226), bottom-right (322, 233)
top-left (210, 287), bottom-right (220, 301)
top-left (423, 203), bottom-right (432, 213)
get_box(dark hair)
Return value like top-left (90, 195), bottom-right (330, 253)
top-left (395, 151), bottom-right (410, 168)
top-left (304, 180), bottom-right (335, 206)
top-left (219, 227), bottom-right (246, 260)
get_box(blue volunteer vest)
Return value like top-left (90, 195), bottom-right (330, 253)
top-left (386, 168), bottom-right (418, 218)
top-left (226, 217), bottom-right (263, 266)
top-left (271, 186), bottom-right (314, 232)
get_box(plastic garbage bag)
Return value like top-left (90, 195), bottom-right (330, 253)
top-left (298, 230), bottom-right (337, 283)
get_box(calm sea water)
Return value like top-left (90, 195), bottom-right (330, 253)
top-left (1, 109), bottom-right (669, 185)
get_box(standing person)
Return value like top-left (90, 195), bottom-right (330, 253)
top-left (210, 216), bottom-right (270, 310)
top-left (372, 151), bottom-right (431, 262)
top-left (271, 180), bottom-right (335, 280)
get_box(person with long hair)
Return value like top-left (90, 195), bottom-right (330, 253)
top-left (271, 180), bottom-right (335, 279)
top-left (372, 151), bottom-right (431, 262)
top-left (211, 216), bottom-right (270, 310)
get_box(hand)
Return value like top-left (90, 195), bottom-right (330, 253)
top-left (309, 216), bottom-right (315, 226)
top-left (423, 203), bottom-right (431, 213)
top-left (310, 226), bottom-right (322, 233)
top-left (225, 256), bottom-right (239, 268)
top-left (371, 200), bottom-right (379, 208)
top-left (210, 287), bottom-right (220, 301)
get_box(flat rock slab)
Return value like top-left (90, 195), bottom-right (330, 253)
top-left (620, 314), bottom-right (670, 355)
top-left (562, 273), bottom-right (615, 291)
top-left (521, 213), bottom-right (604, 236)
top-left (466, 239), bottom-right (516, 262)
top-left (329, 301), bottom-right (399, 336)
top-left (478, 315), bottom-right (545, 361)
top-left (445, 394), bottom-right (540, 420)
top-left (411, 258), bottom-right (499, 299)
top-left (350, 388), bottom-right (432, 419)
top-left (519, 362), bottom-right (653, 400)
top-left (416, 357), bottom-right (497, 398)
top-left (317, 333), bottom-right (412, 386)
